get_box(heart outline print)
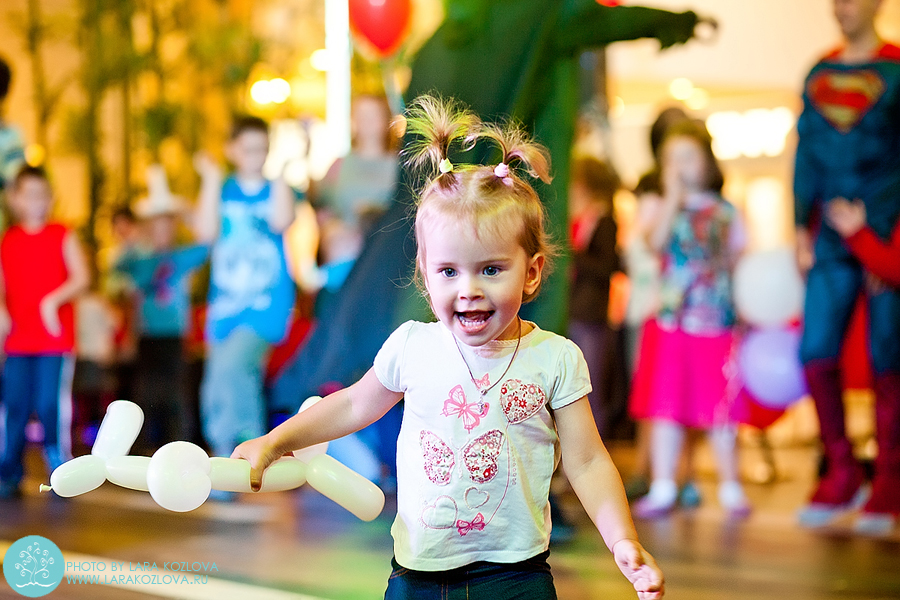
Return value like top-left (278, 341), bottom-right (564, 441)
top-left (442, 384), bottom-right (489, 432)
top-left (420, 429), bottom-right (505, 485)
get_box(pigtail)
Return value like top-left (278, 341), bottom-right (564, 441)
top-left (402, 95), bottom-right (481, 186)
top-left (478, 122), bottom-right (553, 185)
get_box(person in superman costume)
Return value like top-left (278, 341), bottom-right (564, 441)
top-left (273, 0), bottom-right (704, 411)
top-left (794, 0), bottom-right (900, 533)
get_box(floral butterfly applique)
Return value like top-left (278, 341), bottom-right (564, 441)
top-left (442, 384), bottom-right (489, 432)
top-left (419, 429), bottom-right (505, 485)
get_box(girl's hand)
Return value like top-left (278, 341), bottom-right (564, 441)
top-left (613, 539), bottom-right (665, 600)
top-left (231, 434), bottom-right (284, 492)
top-left (661, 164), bottom-right (684, 206)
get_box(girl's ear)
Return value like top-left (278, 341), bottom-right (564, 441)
top-left (523, 253), bottom-right (545, 297)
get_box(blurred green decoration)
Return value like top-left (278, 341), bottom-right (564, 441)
top-left (36, 0), bottom-right (261, 275)
top-left (8, 0), bottom-right (75, 155)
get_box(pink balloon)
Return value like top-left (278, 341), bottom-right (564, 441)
top-left (739, 329), bottom-right (807, 409)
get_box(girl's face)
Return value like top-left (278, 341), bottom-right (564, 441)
top-left (662, 135), bottom-right (708, 193)
top-left (420, 214), bottom-right (544, 346)
top-left (352, 97), bottom-right (390, 150)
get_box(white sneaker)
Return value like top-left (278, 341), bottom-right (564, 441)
top-left (719, 481), bottom-right (751, 519)
top-left (633, 479), bottom-right (677, 519)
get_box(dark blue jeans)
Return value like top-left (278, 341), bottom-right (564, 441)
top-left (0, 354), bottom-right (65, 485)
top-left (384, 551), bottom-right (556, 600)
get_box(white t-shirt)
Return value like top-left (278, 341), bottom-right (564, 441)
top-left (374, 320), bottom-right (591, 571)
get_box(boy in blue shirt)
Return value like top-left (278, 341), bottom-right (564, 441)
top-left (193, 117), bottom-right (295, 471)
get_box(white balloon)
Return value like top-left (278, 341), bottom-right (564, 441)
top-left (210, 457), bottom-right (307, 492)
top-left (91, 400), bottom-right (144, 460)
top-left (49, 455), bottom-right (107, 498)
top-left (734, 249), bottom-right (805, 327)
top-left (305, 454), bottom-right (384, 521)
top-left (291, 396), bottom-right (330, 462)
top-left (146, 442), bottom-right (211, 512)
top-left (105, 455), bottom-right (151, 491)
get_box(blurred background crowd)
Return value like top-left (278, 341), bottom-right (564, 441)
top-left (0, 0), bottom-right (898, 535)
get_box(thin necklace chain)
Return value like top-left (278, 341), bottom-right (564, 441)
top-left (452, 317), bottom-right (522, 398)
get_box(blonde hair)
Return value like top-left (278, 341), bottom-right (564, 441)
top-left (404, 95), bottom-right (554, 303)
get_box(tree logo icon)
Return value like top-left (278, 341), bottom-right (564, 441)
top-left (2, 536), bottom-right (64, 597)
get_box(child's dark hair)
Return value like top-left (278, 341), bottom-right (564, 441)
top-left (112, 205), bottom-right (136, 223)
top-left (661, 119), bottom-right (724, 194)
top-left (649, 106), bottom-right (689, 159)
top-left (571, 156), bottom-right (620, 208)
top-left (230, 115), bottom-right (269, 140)
top-left (0, 57), bottom-right (11, 101)
top-left (12, 164), bottom-right (50, 190)
top-left (404, 95), bottom-right (554, 303)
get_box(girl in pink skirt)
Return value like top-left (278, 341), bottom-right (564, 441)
top-left (629, 120), bottom-right (750, 519)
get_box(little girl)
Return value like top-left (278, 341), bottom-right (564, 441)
top-left (233, 96), bottom-right (664, 600)
top-left (629, 120), bottom-right (750, 519)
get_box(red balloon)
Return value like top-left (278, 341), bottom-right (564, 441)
top-left (349, 0), bottom-right (412, 58)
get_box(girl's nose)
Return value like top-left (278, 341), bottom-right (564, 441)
top-left (458, 274), bottom-right (484, 300)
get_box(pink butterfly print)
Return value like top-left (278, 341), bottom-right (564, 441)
top-left (456, 512), bottom-right (486, 536)
top-left (419, 429), bottom-right (505, 485)
top-left (473, 373), bottom-right (490, 391)
top-left (442, 384), bottom-right (489, 432)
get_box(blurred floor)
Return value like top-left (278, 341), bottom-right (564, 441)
top-left (1, 438), bottom-right (899, 600)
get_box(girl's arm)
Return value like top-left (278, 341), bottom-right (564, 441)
top-left (556, 397), bottom-right (664, 599)
top-left (232, 367), bottom-right (403, 491)
top-left (40, 231), bottom-right (90, 336)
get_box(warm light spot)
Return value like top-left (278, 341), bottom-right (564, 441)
top-left (310, 49), bottom-right (330, 72)
top-left (251, 80), bottom-right (273, 105)
top-left (669, 77), bottom-right (694, 101)
top-left (25, 144), bottom-right (46, 166)
top-left (685, 87), bottom-right (709, 110)
top-left (269, 78), bottom-right (291, 104)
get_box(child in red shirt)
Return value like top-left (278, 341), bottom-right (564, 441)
top-left (0, 165), bottom-right (89, 498)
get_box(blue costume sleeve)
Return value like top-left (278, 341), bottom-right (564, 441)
top-left (793, 85), bottom-right (821, 228)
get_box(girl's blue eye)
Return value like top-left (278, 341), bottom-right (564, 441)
top-left (440, 267), bottom-right (457, 277)
top-left (483, 266), bottom-right (500, 276)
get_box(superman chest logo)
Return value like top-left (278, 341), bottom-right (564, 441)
top-left (807, 69), bottom-right (886, 133)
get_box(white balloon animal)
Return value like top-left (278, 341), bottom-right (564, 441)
top-left (41, 399), bottom-right (384, 520)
